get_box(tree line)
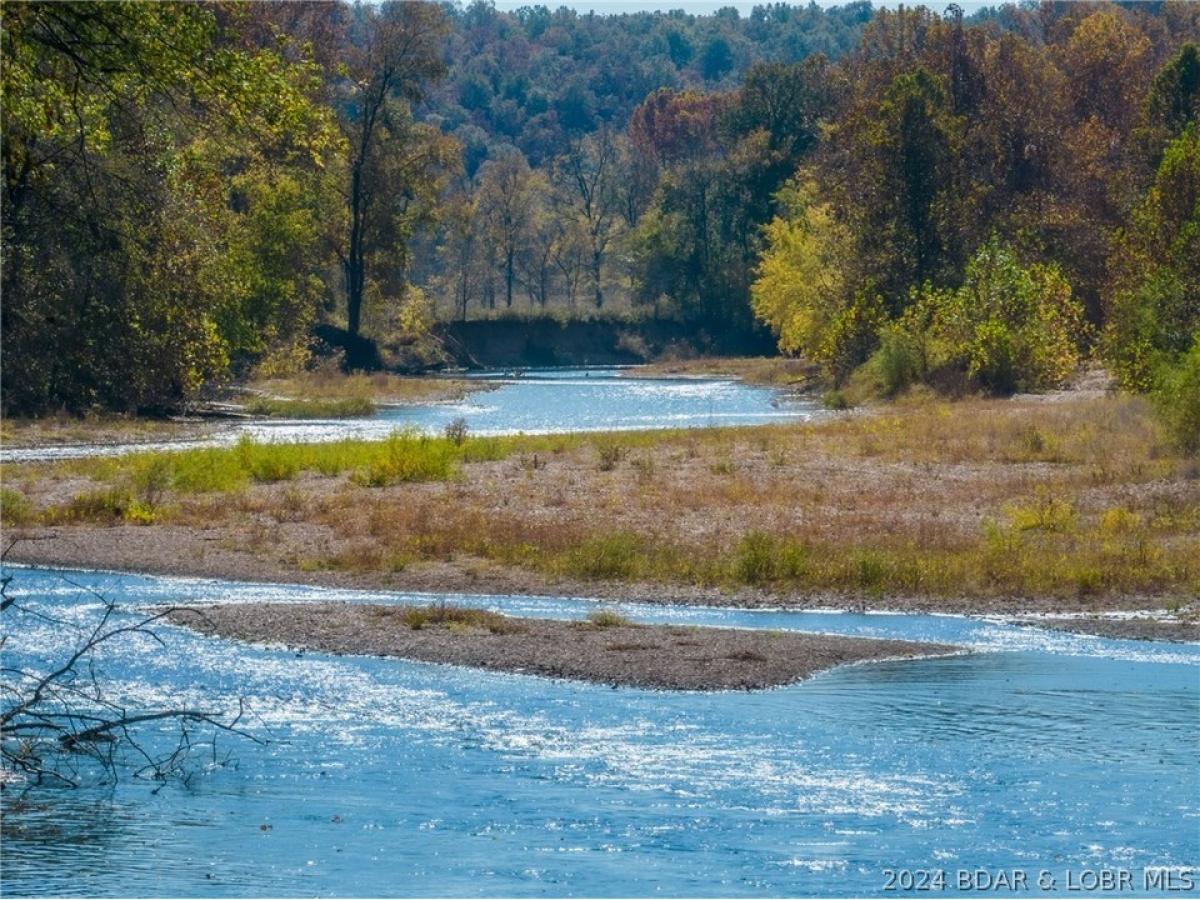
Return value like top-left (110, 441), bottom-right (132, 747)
top-left (2, 1), bottom-right (1197, 439)
top-left (747, 3), bottom-right (1199, 447)
top-left (1, 0), bottom-right (867, 413)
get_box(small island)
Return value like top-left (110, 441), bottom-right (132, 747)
top-left (166, 603), bottom-right (959, 691)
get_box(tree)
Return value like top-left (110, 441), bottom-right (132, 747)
top-left (0, 1), bottom-right (338, 414)
top-left (337, 1), bottom-right (450, 337)
top-left (1104, 126), bottom-right (1200, 391)
top-left (1138, 42), bottom-right (1200, 170)
top-left (477, 150), bottom-right (539, 309)
top-left (434, 183), bottom-right (484, 322)
top-left (555, 127), bottom-right (622, 308)
top-left (863, 67), bottom-right (959, 305)
top-left (1058, 10), bottom-right (1152, 136)
top-left (751, 180), bottom-right (855, 363)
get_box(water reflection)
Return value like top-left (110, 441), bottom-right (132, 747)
top-left (2, 566), bottom-right (1197, 897)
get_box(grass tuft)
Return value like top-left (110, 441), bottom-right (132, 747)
top-left (586, 608), bottom-right (636, 627)
top-left (393, 604), bottom-right (524, 634)
top-left (0, 488), bottom-right (35, 526)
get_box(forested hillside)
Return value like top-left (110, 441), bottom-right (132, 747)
top-left (2, 0), bottom-right (1198, 445)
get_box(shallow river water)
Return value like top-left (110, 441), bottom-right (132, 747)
top-left (2, 566), bottom-right (1197, 897)
top-left (2, 368), bottom-right (820, 462)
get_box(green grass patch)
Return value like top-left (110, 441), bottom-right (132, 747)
top-left (730, 532), bottom-right (808, 585)
top-left (60, 430), bottom-right (498, 495)
top-left (243, 396), bottom-right (375, 418)
top-left (349, 432), bottom-right (459, 486)
top-left (0, 488), bottom-right (35, 526)
top-left (564, 533), bottom-right (645, 579)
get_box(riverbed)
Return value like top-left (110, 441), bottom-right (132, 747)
top-left (2, 566), bottom-right (1196, 897)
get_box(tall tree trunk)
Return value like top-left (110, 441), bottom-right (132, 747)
top-left (592, 245), bottom-right (603, 308)
top-left (505, 249), bottom-right (514, 308)
top-left (345, 158), bottom-right (366, 336)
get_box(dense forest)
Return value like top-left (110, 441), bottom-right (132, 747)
top-left (2, 0), bottom-right (1198, 447)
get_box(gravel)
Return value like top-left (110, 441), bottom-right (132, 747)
top-left (165, 602), bottom-right (960, 691)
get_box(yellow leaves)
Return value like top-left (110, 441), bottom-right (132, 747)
top-left (1100, 507), bottom-right (1143, 535)
top-left (1005, 489), bottom-right (1076, 533)
top-left (751, 181), bottom-right (852, 362)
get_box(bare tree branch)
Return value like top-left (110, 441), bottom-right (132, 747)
top-left (1, 551), bottom-right (261, 788)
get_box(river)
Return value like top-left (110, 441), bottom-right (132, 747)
top-left (1, 368), bottom-right (821, 462)
top-left (2, 566), bottom-right (1196, 897)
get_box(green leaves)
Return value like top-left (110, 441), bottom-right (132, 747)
top-left (1, 2), bottom-right (343, 414)
top-left (915, 239), bottom-right (1088, 394)
top-left (1104, 126), bottom-right (1200, 391)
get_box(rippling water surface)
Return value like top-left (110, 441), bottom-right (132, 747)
top-left (2, 368), bottom-right (819, 461)
top-left (3, 567), bottom-right (1197, 897)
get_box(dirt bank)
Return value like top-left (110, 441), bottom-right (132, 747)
top-left (166, 601), bottom-right (958, 690)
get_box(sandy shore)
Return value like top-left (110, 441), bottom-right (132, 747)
top-left (166, 601), bottom-right (958, 690)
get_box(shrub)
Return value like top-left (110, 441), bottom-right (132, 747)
top-left (1006, 489), bottom-right (1076, 532)
top-left (918, 239), bottom-right (1088, 394)
top-left (397, 604), bottom-right (523, 634)
top-left (236, 441), bottom-right (300, 483)
top-left (566, 533), bottom-right (642, 579)
top-left (822, 389), bottom-right (852, 410)
top-left (630, 454), bottom-right (656, 483)
top-left (819, 288), bottom-right (887, 382)
top-left (852, 551), bottom-right (888, 592)
top-left (167, 449), bottom-right (249, 492)
top-left (45, 488), bottom-right (155, 524)
top-left (0, 488), bottom-right (34, 526)
top-left (594, 439), bottom-right (626, 471)
top-left (730, 532), bottom-right (807, 585)
top-left (351, 431), bottom-right (458, 486)
top-left (1152, 335), bottom-right (1200, 454)
top-left (443, 416), bottom-right (469, 446)
top-left (852, 325), bottom-right (927, 399)
top-left (586, 608), bottom-right (635, 627)
top-left (131, 456), bottom-right (173, 509)
top-left (461, 436), bottom-right (507, 463)
top-left (732, 532), bottom-right (776, 584)
top-left (1099, 507), bottom-right (1142, 534)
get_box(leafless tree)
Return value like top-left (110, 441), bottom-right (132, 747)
top-left (554, 126), bottom-right (622, 309)
top-left (0, 545), bottom-right (260, 789)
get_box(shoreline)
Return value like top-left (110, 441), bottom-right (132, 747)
top-left (4, 389), bottom-right (1196, 641)
top-left (164, 601), bottom-right (960, 691)
top-left (9, 540), bottom-right (1196, 643)
top-left (0, 374), bottom-right (492, 454)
